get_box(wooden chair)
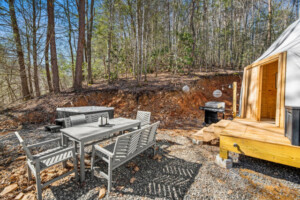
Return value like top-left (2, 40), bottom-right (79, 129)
top-left (85, 112), bottom-right (109, 123)
top-left (136, 111), bottom-right (151, 127)
top-left (125, 111), bottom-right (151, 133)
top-left (15, 132), bottom-right (78, 200)
top-left (91, 121), bottom-right (160, 193)
top-left (69, 114), bottom-right (86, 126)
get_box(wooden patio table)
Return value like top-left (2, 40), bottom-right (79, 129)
top-left (60, 117), bottom-right (141, 182)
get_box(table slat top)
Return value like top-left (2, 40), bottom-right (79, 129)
top-left (60, 117), bottom-right (140, 141)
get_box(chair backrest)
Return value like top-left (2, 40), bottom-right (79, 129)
top-left (112, 129), bottom-right (143, 165)
top-left (86, 112), bottom-right (109, 123)
top-left (139, 121), bottom-right (160, 147)
top-left (64, 117), bottom-right (72, 128)
top-left (136, 111), bottom-right (151, 126)
top-left (15, 132), bottom-right (33, 160)
top-left (69, 114), bottom-right (86, 126)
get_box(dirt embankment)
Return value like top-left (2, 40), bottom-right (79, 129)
top-left (0, 74), bottom-right (242, 133)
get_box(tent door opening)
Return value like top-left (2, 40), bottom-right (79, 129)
top-left (259, 60), bottom-right (279, 121)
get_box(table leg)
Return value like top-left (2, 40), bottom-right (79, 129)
top-left (62, 134), bottom-right (68, 168)
top-left (80, 142), bottom-right (85, 182)
top-left (73, 141), bottom-right (78, 153)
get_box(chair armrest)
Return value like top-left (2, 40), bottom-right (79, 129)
top-left (94, 145), bottom-right (114, 157)
top-left (38, 146), bottom-right (75, 162)
top-left (27, 138), bottom-right (61, 149)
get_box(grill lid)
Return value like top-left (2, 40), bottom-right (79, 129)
top-left (204, 101), bottom-right (225, 109)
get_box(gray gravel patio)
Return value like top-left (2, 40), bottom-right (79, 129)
top-left (0, 126), bottom-right (299, 200)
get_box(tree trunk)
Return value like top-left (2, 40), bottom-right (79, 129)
top-left (136, 0), bottom-right (142, 83)
top-left (47, 0), bottom-right (60, 93)
top-left (107, 0), bottom-right (114, 83)
top-left (32, 0), bottom-right (40, 97)
top-left (8, 0), bottom-right (30, 100)
top-left (190, 0), bottom-right (196, 74)
top-left (267, 0), bottom-right (272, 47)
top-left (74, 0), bottom-right (85, 90)
top-left (45, 20), bottom-right (53, 93)
top-left (25, 26), bottom-right (33, 95)
top-left (87, 0), bottom-right (95, 85)
top-left (65, 0), bottom-right (75, 84)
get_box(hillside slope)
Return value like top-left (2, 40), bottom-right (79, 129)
top-left (0, 73), bottom-right (242, 134)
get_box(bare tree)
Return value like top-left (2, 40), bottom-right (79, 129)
top-left (45, 20), bottom-right (53, 93)
top-left (87, 0), bottom-right (95, 84)
top-left (267, 0), bottom-right (272, 47)
top-left (25, 26), bottom-right (34, 95)
top-left (8, 0), bottom-right (30, 100)
top-left (32, 0), bottom-right (40, 96)
top-left (47, 0), bottom-right (60, 93)
top-left (107, 0), bottom-right (114, 83)
top-left (190, 0), bottom-right (196, 74)
top-left (63, 0), bottom-right (75, 83)
top-left (74, 0), bottom-right (85, 90)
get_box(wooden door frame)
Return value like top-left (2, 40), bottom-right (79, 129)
top-left (241, 52), bottom-right (286, 128)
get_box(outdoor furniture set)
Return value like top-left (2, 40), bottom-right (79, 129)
top-left (15, 109), bottom-right (159, 200)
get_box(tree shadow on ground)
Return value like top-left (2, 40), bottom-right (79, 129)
top-left (49, 140), bottom-right (202, 200)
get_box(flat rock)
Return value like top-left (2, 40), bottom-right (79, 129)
top-left (21, 193), bottom-right (35, 200)
top-left (0, 183), bottom-right (18, 196)
top-left (15, 192), bottom-right (24, 200)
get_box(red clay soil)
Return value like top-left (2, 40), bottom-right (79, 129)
top-left (0, 73), bottom-right (242, 134)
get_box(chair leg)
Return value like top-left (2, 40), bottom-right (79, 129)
top-left (35, 166), bottom-right (42, 200)
top-left (90, 146), bottom-right (95, 179)
top-left (73, 153), bottom-right (79, 182)
top-left (27, 164), bottom-right (32, 182)
top-left (108, 159), bottom-right (112, 193)
top-left (153, 143), bottom-right (156, 157)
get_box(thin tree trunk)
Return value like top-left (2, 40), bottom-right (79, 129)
top-left (25, 26), bottom-right (33, 95)
top-left (74, 0), bottom-right (85, 90)
top-left (87, 0), bottom-right (95, 84)
top-left (8, 0), bottom-right (30, 100)
top-left (136, 0), bottom-right (142, 84)
top-left (190, 0), bottom-right (196, 74)
top-left (45, 21), bottom-right (53, 93)
top-left (47, 0), bottom-right (60, 93)
top-left (32, 0), bottom-right (40, 97)
top-left (267, 0), bottom-right (272, 46)
top-left (107, 0), bottom-right (113, 83)
top-left (65, 0), bottom-right (75, 84)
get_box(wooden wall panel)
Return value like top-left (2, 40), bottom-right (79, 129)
top-left (245, 66), bottom-right (260, 120)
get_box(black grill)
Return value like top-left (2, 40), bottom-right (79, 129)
top-left (199, 101), bottom-right (225, 125)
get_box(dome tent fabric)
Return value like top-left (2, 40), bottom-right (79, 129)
top-left (254, 19), bottom-right (300, 107)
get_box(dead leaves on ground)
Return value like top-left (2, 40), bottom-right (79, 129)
top-left (98, 187), bottom-right (106, 199)
top-left (153, 154), bottom-right (162, 162)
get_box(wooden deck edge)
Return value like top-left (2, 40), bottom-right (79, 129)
top-left (219, 134), bottom-right (300, 168)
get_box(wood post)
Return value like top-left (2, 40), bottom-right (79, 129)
top-left (233, 82), bottom-right (237, 118)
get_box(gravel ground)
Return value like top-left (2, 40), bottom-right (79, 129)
top-left (0, 126), bottom-right (299, 200)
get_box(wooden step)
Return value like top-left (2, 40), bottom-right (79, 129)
top-left (202, 126), bottom-right (218, 141)
top-left (214, 120), bottom-right (231, 136)
top-left (192, 121), bottom-right (231, 143)
top-left (215, 120), bottom-right (231, 128)
top-left (192, 128), bottom-right (204, 141)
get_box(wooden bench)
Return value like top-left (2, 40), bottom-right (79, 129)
top-left (91, 121), bottom-right (160, 193)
